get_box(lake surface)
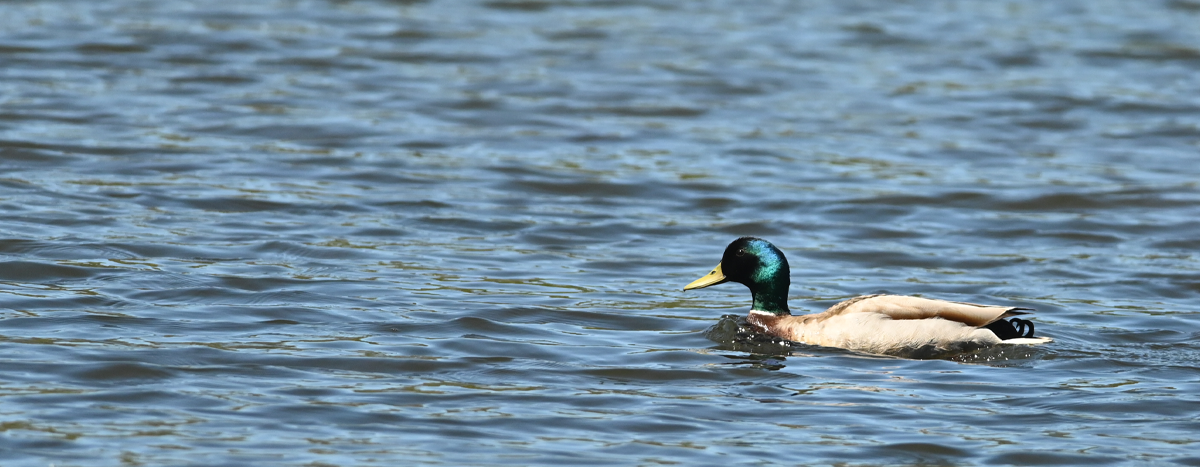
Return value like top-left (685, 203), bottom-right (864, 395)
top-left (2, 0), bottom-right (1200, 465)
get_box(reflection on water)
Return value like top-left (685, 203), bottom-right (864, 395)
top-left (1, 0), bottom-right (1200, 465)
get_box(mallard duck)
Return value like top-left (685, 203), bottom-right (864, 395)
top-left (684, 237), bottom-right (1050, 358)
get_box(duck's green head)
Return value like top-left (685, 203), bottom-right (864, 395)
top-left (683, 237), bottom-right (791, 315)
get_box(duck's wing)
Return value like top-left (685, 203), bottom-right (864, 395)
top-left (823, 294), bottom-right (1031, 327)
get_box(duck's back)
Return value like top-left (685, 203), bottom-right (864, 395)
top-left (822, 294), bottom-right (1027, 325)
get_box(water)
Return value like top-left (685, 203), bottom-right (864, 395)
top-left (2, 0), bottom-right (1199, 465)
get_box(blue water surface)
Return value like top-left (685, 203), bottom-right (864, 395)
top-left (1, 0), bottom-right (1199, 465)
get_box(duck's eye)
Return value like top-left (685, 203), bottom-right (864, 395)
top-left (736, 249), bottom-right (746, 257)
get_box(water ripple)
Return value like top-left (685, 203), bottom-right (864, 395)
top-left (1, 0), bottom-right (1200, 465)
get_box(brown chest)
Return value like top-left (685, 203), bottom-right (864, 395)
top-left (746, 312), bottom-right (805, 341)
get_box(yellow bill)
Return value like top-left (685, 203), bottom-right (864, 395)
top-left (684, 262), bottom-right (727, 290)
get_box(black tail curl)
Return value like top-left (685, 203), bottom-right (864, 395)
top-left (984, 318), bottom-right (1036, 340)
